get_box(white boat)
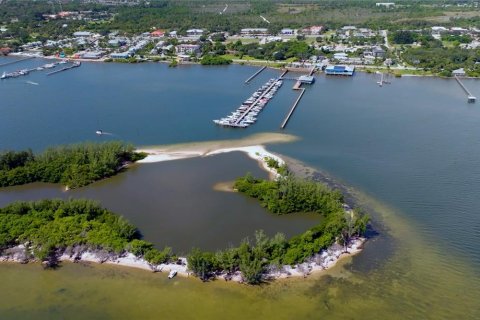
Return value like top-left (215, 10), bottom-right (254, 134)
top-left (168, 270), bottom-right (177, 279)
top-left (96, 130), bottom-right (103, 135)
top-left (1, 72), bottom-right (6, 79)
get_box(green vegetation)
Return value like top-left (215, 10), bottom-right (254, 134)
top-left (0, 199), bottom-right (172, 265)
top-left (227, 40), bottom-right (315, 61)
top-left (0, 142), bottom-right (146, 189)
top-left (402, 47), bottom-right (480, 76)
top-left (263, 157), bottom-right (288, 177)
top-left (200, 55), bottom-right (232, 65)
top-left (187, 173), bottom-right (369, 284)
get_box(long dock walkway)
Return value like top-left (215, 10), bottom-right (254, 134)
top-left (245, 66), bottom-right (266, 83)
top-left (46, 62), bottom-right (80, 76)
top-left (454, 76), bottom-right (476, 102)
top-left (0, 56), bottom-right (35, 67)
top-left (281, 88), bottom-right (305, 129)
top-left (234, 79), bottom-right (279, 125)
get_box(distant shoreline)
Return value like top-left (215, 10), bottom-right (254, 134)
top-left (5, 52), bottom-right (479, 79)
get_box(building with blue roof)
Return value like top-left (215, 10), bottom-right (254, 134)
top-left (325, 65), bottom-right (355, 76)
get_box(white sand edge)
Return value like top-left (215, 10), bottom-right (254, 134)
top-left (137, 145), bottom-right (284, 178)
top-left (0, 238), bottom-right (365, 282)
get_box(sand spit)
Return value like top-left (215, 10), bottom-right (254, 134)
top-left (137, 133), bottom-right (296, 178)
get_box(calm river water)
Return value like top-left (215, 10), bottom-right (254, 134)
top-left (0, 57), bottom-right (479, 319)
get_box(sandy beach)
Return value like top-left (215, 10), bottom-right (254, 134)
top-left (137, 133), bottom-right (297, 178)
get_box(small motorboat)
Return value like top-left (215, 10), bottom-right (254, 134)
top-left (95, 130), bottom-right (103, 135)
top-left (168, 270), bottom-right (177, 279)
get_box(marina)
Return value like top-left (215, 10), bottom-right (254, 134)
top-left (1, 60), bottom-right (79, 79)
top-left (213, 77), bottom-right (283, 128)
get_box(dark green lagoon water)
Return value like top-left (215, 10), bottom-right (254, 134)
top-left (0, 57), bottom-right (479, 319)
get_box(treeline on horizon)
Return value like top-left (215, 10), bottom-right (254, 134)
top-left (1, 0), bottom-right (479, 46)
top-left (0, 141), bottom-right (146, 188)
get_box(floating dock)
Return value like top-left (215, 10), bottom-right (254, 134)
top-left (245, 66), bottom-right (266, 83)
top-left (454, 75), bottom-right (476, 103)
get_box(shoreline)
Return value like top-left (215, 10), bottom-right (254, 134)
top-left (5, 53), bottom-right (480, 79)
top-left (0, 237), bottom-right (365, 283)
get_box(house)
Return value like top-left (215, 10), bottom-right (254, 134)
top-left (151, 29), bottom-right (165, 38)
top-left (302, 25), bottom-right (323, 35)
top-left (376, 2), bottom-right (395, 8)
top-left (186, 29), bottom-right (203, 36)
top-left (82, 51), bottom-right (104, 59)
top-left (280, 28), bottom-right (295, 35)
top-left (110, 52), bottom-right (131, 59)
top-left (175, 44), bottom-right (200, 55)
top-left (372, 46), bottom-right (386, 58)
top-left (333, 52), bottom-right (348, 61)
top-left (73, 31), bottom-right (92, 37)
top-left (432, 26), bottom-right (448, 33)
top-left (452, 68), bottom-right (466, 76)
top-left (450, 27), bottom-right (468, 34)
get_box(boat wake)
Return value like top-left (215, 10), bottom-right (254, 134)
top-left (95, 130), bottom-right (115, 136)
top-left (25, 81), bottom-right (39, 85)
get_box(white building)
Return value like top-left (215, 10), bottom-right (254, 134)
top-left (175, 44), bottom-right (200, 55)
top-left (376, 2), bottom-right (395, 8)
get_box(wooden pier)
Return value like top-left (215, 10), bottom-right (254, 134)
top-left (0, 56), bottom-right (35, 67)
top-left (281, 88), bottom-right (305, 129)
top-left (454, 76), bottom-right (476, 103)
top-left (46, 62), bottom-right (80, 76)
top-left (245, 66), bottom-right (266, 83)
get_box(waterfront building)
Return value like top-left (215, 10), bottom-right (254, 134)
top-left (82, 51), bottom-right (104, 59)
top-left (110, 52), bottom-right (131, 59)
top-left (298, 75), bottom-right (315, 84)
top-left (325, 65), bottom-right (355, 76)
top-left (452, 68), bottom-right (466, 76)
top-left (175, 44), bottom-right (200, 55)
